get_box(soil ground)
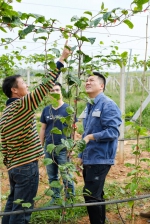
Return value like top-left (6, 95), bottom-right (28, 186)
top-left (1, 138), bottom-right (150, 224)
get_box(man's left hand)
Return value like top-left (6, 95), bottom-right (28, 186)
top-left (83, 134), bottom-right (95, 144)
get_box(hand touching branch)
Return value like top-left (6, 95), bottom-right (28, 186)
top-left (59, 40), bottom-right (72, 64)
top-left (83, 134), bottom-right (95, 144)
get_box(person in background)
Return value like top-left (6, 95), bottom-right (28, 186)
top-left (0, 41), bottom-right (70, 224)
top-left (78, 72), bottom-right (122, 224)
top-left (39, 82), bottom-right (75, 203)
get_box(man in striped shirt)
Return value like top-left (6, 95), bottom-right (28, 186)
top-left (0, 42), bottom-right (70, 224)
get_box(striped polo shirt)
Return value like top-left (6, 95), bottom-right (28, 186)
top-left (0, 61), bottom-right (63, 170)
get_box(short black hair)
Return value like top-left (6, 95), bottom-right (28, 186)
top-left (54, 82), bottom-right (62, 88)
top-left (2, 75), bottom-right (21, 98)
top-left (93, 72), bottom-right (106, 91)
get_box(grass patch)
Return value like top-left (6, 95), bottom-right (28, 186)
top-left (30, 187), bottom-right (87, 224)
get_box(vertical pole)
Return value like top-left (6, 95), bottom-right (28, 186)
top-left (27, 69), bottom-right (30, 86)
top-left (118, 65), bottom-right (125, 163)
top-left (125, 49), bottom-right (132, 94)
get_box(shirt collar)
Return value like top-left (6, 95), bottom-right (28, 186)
top-left (93, 92), bottom-right (104, 104)
top-left (6, 98), bottom-right (19, 106)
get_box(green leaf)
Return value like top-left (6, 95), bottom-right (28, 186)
top-left (51, 48), bottom-right (60, 57)
top-left (133, 0), bottom-right (149, 6)
top-left (66, 106), bottom-right (74, 114)
top-left (100, 41), bottom-right (104, 44)
top-left (93, 17), bottom-right (102, 27)
top-left (101, 2), bottom-right (104, 10)
top-left (11, 17), bottom-right (22, 26)
top-left (130, 182), bottom-right (138, 192)
top-left (61, 200), bottom-right (66, 207)
top-left (121, 10), bottom-right (128, 15)
top-left (125, 121), bottom-right (134, 126)
top-left (83, 54), bottom-right (92, 63)
top-left (121, 51), bottom-right (128, 58)
top-left (68, 59), bottom-right (76, 65)
top-left (33, 196), bottom-right (42, 201)
top-left (67, 75), bottom-right (81, 86)
top-left (103, 12), bottom-right (111, 22)
top-left (55, 144), bottom-right (65, 155)
top-left (48, 60), bottom-right (56, 70)
top-left (76, 139), bottom-right (86, 152)
top-left (114, 59), bottom-right (122, 67)
top-left (123, 19), bottom-right (134, 29)
top-left (43, 158), bottom-right (53, 166)
top-left (14, 199), bottom-right (24, 204)
top-left (35, 73), bottom-right (43, 77)
top-left (66, 25), bottom-right (73, 29)
top-left (61, 139), bottom-right (74, 149)
top-left (33, 38), bottom-right (38, 42)
top-left (71, 46), bottom-right (77, 52)
top-left (36, 16), bottom-right (45, 23)
top-left (50, 127), bottom-right (62, 135)
top-left (74, 17), bottom-right (89, 29)
top-left (0, 27), bottom-right (7, 33)
top-left (65, 115), bottom-right (72, 125)
top-left (49, 95), bottom-right (59, 108)
top-left (88, 38), bottom-right (96, 44)
top-left (50, 93), bottom-right (60, 100)
top-left (22, 203), bottom-right (32, 208)
top-left (2, 17), bottom-right (12, 24)
top-left (128, 200), bottom-right (134, 208)
top-left (50, 180), bottom-right (62, 188)
top-left (46, 144), bottom-right (55, 153)
top-left (36, 28), bottom-right (48, 33)
top-left (44, 189), bottom-right (54, 196)
top-left (84, 11), bottom-right (92, 16)
top-left (59, 117), bottom-right (66, 123)
top-left (71, 15), bottom-right (79, 22)
top-left (19, 25), bottom-right (35, 39)
top-left (33, 36), bottom-right (47, 42)
top-left (28, 13), bottom-right (44, 19)
top-left (79, 36), bottom-right (90, 42)
top-left (16, 0), bottom-right (21, 2)
top-left (63, 126), bottom-right (72, 137)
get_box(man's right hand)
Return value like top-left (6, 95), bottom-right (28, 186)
top-left (59, 40), bottom-right (72, 64)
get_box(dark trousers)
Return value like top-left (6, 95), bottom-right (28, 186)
top-left (2, 161), bottom-right (39, 224)
top-left (83, 164), bottom-right (111, 224)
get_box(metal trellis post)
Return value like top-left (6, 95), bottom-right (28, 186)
top-left (118, 65), bottom-right (125, 163)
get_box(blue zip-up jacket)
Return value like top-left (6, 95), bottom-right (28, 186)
top-left (79, 92), bottom-right (122, 165)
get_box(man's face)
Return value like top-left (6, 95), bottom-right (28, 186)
top-left (51, 85), bottom-right (62, 99)
top-left (85, 76), bottom-right (104, 97)
top-left (11, 77), bottom-right (28, 97)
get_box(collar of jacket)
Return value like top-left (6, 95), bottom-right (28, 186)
top-left (6, 98), bottom-right (19, 106)
top-left (93, 92), bottom-right (104, 104)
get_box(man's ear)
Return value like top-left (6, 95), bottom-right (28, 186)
top-left (11, 87), bottom-right (18, 94)
top-left (100, 83), bottom-right (104, 89)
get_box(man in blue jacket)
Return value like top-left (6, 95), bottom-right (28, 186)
top-left (79, 72), bottom-right (122, 224)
